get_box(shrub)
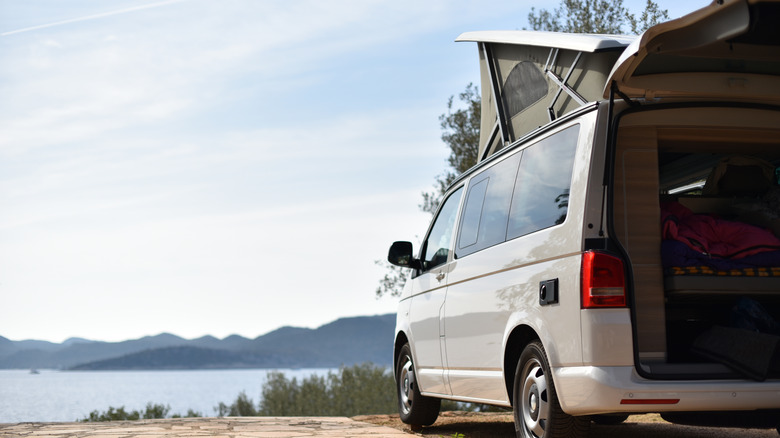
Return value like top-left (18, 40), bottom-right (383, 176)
top-left (82, 363), bottom-right (499, 421)
top-left (171, 409), bottom-right (203, 418)
top-left (215, 391), bottom-right (258, 416)
top-left (81, 403), bottom-right (170, 422)
top-left (257, 363), bottom-right (396, 416)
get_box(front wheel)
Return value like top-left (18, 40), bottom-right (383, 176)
top-left (513, 340), bottom-right (589, 438)
top-left (396, 343), bottom-right (440, 426)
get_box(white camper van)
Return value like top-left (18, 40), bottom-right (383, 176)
top-left (387, 0), bottom-right (780, 437)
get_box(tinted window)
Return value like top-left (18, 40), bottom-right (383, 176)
top-left (456, 153), bottom-right (521, 258)
top-left (507, 125), bottom-right (579, 239)
top-left (459, 178), bottom-right (488, 249)
top-left (422, 187), bottom-right (463, 271)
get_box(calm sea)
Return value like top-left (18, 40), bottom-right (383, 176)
top-left (0, 368), bottom-right (334, 423)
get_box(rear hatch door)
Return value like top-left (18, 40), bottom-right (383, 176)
top-left (605, 0), bottom-right (780, 103)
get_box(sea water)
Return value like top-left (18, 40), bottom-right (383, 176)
top-left (0, 368), bottom-right (333, 423)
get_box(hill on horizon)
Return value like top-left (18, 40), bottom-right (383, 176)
top-left (0, 313), bottom-right (395, 370)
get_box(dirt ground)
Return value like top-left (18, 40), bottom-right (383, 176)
top-left (354, 411), bottom-right (780, 438)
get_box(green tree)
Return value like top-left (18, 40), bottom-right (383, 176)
top-left (528, 0), bottom-right (669, 34)
top-left (420, 82), bottom-right (481, 216)
top-left (81, 403), bottom-right (171, 422)
top-left (374, 260), bottom-right (411, 299)
top-left (215, 391), bottom-right (258, 417)
top-left (256, 371), bottom-right (303, 416)
top-left (171, 409), bottom-right (203, 418)
top-left (257, 363), bottom-right (397, 416)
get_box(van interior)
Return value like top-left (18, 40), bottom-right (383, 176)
top-left (612, 106), bottom-right (780, 380)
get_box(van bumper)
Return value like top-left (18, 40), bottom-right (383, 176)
top-left (553, 365), bottom-right (780, 416)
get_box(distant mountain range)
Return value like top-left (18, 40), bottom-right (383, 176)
top-left (0, 314), bottom-right (395, 370)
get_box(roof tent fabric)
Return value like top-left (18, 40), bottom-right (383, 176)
top-left (457, 31), bottom-right (632, 161)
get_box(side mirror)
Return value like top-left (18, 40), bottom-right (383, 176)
top-left (387, 241), bottom-right (421, 270)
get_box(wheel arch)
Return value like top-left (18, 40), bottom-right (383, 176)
top-left (394, 331), bottom-right (410, 380)
top-left (503, 324), bottom-right (540, 406)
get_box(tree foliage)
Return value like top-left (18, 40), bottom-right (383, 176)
top-left (80, 364), bottom-right (495, 421)
top-left (420, 83), bottom-right (481, 215)
top-left (216, 391), bottom-right (258, 417)
top-left (80, 403), bottom-right (194, 422)
top-left (258, 363), bottom-right (397, 416)
top-left (374, 259), bottom-right (410, 299)
top-left (254, 364), bottom-right (491, 415)
top-left (528, 0), bottom-right (669, 34)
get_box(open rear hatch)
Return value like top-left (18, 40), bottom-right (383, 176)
top-left (605, 0), bottom-right (780, 103)
top-left (608, 0), bottom-right (780, 380)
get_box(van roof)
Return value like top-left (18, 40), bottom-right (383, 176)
top-left (456, 31), bottom-right (635, 53)
top-left (457, 31), bottom-right (629, 160)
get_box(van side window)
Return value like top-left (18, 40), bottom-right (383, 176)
top-left (507, 125), bottom-right (579, 239)
top-left (421, 187), bottom-right (463, 271)
top-left (459, 178), bottom-right (488, 248)
top-left (456, 153), bottom-right (522, 257)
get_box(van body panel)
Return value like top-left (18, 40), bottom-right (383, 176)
top-left (407, 280), bottom-right (449, 395)
top-left (403, 186), bottom-right (465, 396)
top-left (580, 309), bottom-right (634, 366)
top-left (554, 365), bottom-right (780, 415)
top-left (444, 253), bottom-right (582, 403)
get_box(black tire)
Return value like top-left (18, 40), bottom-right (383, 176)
top-left (513, 340), bottom-right (589, 438)
top-left (396, 343), bottom-right (440, 426)
top-left (591, 414), bottom-right (629, 425)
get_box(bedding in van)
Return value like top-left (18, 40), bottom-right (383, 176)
top-left (662, 240), bottom-right (780, 274)
top-left (661, 202), bottom-right (780, 275)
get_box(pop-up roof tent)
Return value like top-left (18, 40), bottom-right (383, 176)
top-left (459, 0), bottom-right (780, 163)
top-left (455, 31), bottom-right (634, 161)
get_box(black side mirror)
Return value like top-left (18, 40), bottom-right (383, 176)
top-left (387, 241), bottom-right (421, 270)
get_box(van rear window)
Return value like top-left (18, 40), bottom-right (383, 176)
top-left (507, 125), bottom-right (579, 239)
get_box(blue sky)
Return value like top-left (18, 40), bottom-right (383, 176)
top-left (0, 0), bottom-right (704, 343)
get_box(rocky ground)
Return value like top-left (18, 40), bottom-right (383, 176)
top-left (354, 411), bottom-right (780, 438)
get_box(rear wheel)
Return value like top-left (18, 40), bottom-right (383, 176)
top-left (513, 340), bottom-right (589, 438)
top-left (396, 343), bottom-right (440, 426)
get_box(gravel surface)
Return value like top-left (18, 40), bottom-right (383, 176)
top-left (354, 411), bottom-right (780, 438)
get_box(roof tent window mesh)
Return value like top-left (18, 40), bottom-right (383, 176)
top-left (503, 61), bottom-right (548, 118)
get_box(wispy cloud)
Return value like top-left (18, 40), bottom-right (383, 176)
top-left (0, 0), bottom-right (188, 37)
top-left (0, 0), bottom-right (531, 342)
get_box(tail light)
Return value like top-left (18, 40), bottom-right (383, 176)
top-left (581, 251), bottom-right (626, 308)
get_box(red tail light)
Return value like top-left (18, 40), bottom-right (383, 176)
top-left (581, 251), bottom-right (626, 308)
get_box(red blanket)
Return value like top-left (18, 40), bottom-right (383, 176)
top-left (661, 202), bottom-right (780, 259)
